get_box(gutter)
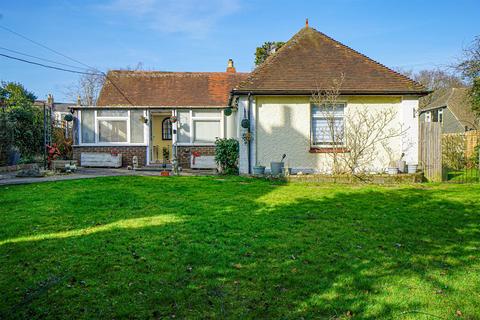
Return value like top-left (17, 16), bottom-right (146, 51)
top-left (231, 89), bottom-right (432, 97)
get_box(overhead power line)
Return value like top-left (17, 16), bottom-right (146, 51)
top-left (0, 24), bottom-right (135, 105)
top-left (0, 46), bottom-right (89, 71)
top-left (0, 53), bottom-right (102, 75)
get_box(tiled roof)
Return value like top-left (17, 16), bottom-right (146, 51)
top-left (97, 70), bottom-right (249, 107)
top-left (235, 27), bottom-right (428, 95)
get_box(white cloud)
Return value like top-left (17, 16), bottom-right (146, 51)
top-left (100, 0), bottom-right (240, 38)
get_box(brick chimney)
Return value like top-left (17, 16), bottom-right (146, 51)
top-left (226, 59), bottom-right (236, 73)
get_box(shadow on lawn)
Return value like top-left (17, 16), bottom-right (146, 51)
top-left (1, 178), bottom-right (479, 319)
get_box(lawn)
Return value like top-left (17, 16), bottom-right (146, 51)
top-left (1, 176), bottom-right (479, 319)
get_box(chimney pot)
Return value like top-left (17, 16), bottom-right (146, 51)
top-left (226, 59), bottom-right (236, 73)
top-left (306, 18), bottom-right (309, 28)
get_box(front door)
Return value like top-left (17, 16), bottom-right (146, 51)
top-left (151, 114), bottom-right (172, 164)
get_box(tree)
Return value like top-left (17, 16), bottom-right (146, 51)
top-left (455, 36), bottom-right (480, 113)
top-left (0, 82), bottom-right (43, 161)
top-left (311, 75), bottom-right (407, 175)
top-left (255, 41), bottom-right (285, 66)
top-left (65, 69), bottom-right (105, 106)
top-left (395, 68), bottom-right (466, 108)
top-left (65, 63), bottom-right (145, 105)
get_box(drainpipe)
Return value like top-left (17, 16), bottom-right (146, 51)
top-left (247, 92), bottom-right (252, 174)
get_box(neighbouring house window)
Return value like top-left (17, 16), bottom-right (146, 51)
top-left (311, 103), bottom-right (345, 146)
top-left (80, 109), bottom-right (145, 144)
top-left (425, 111), bottom-right (431, 122)
top-left (177, 109), bottom-right (223, 144)
top-left (81, 110), bottom-right (95, 143)
top-left (162, 117), bottom-right (172, 140)
top-left (438, 109), bottom-right (443, 124)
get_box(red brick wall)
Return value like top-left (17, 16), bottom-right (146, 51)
top-left (73, 146), bottom-right (147, 167)
top-left (177, 146), bottom-right (216, 169)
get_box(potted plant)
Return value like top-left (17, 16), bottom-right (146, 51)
top-left (162, 147), bottom-right (170, 168)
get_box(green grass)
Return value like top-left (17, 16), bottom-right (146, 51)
top-left (1, 176), bottom-right (479, 319)
top-left (447, 168), bottom-right (479, 183)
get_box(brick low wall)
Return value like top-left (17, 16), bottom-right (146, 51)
top-left (177, 146), bottom-right (216, 169)
top-left (73, 146), bottom-right (147, 167)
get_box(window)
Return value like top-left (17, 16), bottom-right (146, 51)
top-left (81, 110), bottom-right (95, 143)
top-left (130, 110), bottom-right (145, 143)
top-left (162, 117), bottom-right (172, 140)
top-left (311, 103), bottom-right (345, 146)
top-left (176, 109), bottom-right (223, 144)
top-left (98, 120), bottom-right (127, 142)
top-left (80, 109), bottom-right (145, 144)
top-left (425, 111), bottom-right (431, 122)
top-left (438, 109), bottom-right (443, 124)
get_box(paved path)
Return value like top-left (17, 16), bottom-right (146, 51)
top-left (0, 168), bottom-right (187, 186)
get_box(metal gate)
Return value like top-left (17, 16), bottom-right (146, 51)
top-left (442, 130), bottom-right (480, 183)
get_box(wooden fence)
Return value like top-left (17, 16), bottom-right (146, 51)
top-left (419, 122), bottom-right (442, 182)
top-left (465, 130), bottom-right (480, 159)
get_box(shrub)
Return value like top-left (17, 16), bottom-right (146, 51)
top-left (215, 138), bottom-right (239, 175)
top-left (52, 127), bottom-right (73, 159)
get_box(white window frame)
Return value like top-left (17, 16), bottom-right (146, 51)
top-left (425, 111), bottom-right (431, 122)
top-left (438, 109), bottom-right (443, 124)
top-left (310, 102), bottom-right (346, 148)
top-left (78, 109), bottom-right (148, 146)
top-left (175, 109), bottom-right (225, 146)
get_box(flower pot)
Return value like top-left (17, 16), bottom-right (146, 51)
top-left (387, 167), bottom-right (398, 175)
top-left (270, 162), bottom-right (284, 175)
top-left (397, 160), bottom-right (406, 173)
top-left (252, 165), bottom-right (265, 176)
top-left (407, 164), bottom-right (418, 174)
top-left (160, 171), bottom-right (170, 176)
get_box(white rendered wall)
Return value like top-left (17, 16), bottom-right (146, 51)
top-left (253, 95), bottom-right (420, 173)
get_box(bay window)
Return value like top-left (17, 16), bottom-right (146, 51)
top-left (311, 103), bottom-right (345, 147)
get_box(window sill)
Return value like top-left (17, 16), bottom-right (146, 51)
top-left (309, 147), bottom-right (349, 153)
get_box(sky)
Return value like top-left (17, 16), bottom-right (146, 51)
top-left (0, 0), bottom-right (478, 102)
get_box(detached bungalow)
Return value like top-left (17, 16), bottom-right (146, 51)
top-left (230, 25), bottom-right (428, 174)
top-left (72, 23), bottom-right (428, 174)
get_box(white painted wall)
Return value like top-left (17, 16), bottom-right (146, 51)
top-left (245, 95), bottom-right (420, 174)
top-left (237, 96), bottom-right (250, 174)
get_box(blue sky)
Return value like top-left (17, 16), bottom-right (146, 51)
top-left (0, 0), bottom-right (478, 102)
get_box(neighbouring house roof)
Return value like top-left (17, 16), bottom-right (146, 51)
top-left (421, 87), bottom-right (478, 129)
top-left (96, 70), bottom-right (249, 107)
top-left (34, 100), bottom-right (75, 113)
top-left (233, 27), bottom-right (428, 96)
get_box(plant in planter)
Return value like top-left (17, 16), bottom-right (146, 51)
top-left (242, 132), bottom-right (252, 144)
top-left (162, 147), bottom-right (170, 168)
top-left (241, 118), bottom-right (250, 129)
